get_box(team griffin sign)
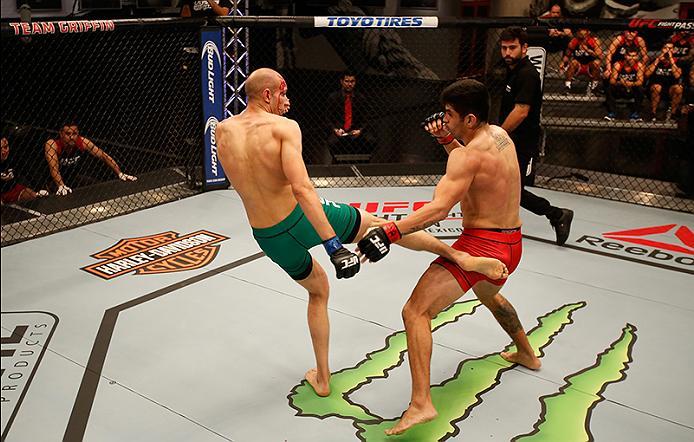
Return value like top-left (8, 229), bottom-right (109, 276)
top-left (82, 231), bottom-right (228, 280)
top-left (8, 20), bottom-right (115, 36)
top-left (289, 301), bottom-right (637, 441)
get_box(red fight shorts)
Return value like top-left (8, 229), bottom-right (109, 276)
top-left (577, 63), bottom-right (593, 76)
top-left (433, 227), bottom-right (522, 292)
top-left (1, 184), bottom-right (28, 203)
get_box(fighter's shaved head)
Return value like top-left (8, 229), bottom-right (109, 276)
top-left (245, 68), bottom-right (285, 100)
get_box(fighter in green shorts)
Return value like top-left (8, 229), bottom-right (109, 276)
top-left (253, 198), bottom-right (361, 280)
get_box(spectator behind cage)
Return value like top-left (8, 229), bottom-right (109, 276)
top-left (326, 71), bottom-right (376, 163)
top-left (2, 137), bottom-right (48, 204)
top-left (180, 0), bottom-right (231, 17)
top-left (604, 30), bottom-right (648, 85)
top-left (561, 28), bottom-right (602, 95)
top-left (604, 47), bottom-right (645, 122)
top-left (670, 31), bottom-right (693, 72)
top-left (44, 123), bottom-right (137, 196)
top-left (645, 42), bottom-right (683, 122)
top-left (540, 3), bottom-right (572, 54)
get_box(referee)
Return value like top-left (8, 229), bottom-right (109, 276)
top-left (498, 26), bottom-right (574, 246)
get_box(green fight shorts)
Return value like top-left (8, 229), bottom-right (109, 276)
top-left (252, 198), bottom-right (361, 280)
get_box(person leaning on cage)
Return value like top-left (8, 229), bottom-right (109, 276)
top-left (560, 28), bottom-right (603, 95)
top-left (645, 41), bottom-right (683, 122)
top-left (499, 26), bottom-right (573, 246)
top-left (325, 71), bottom-right (377, 163)
top-left (1, 136), bottom-right (48, 204)
top-left (180, 0), bottom-right (231, 17)
top-left (604, 47), bottom-right (645, 122)
top-left (670, 31), bottom-right (693, 75)
top-left (44, 123), bottom-right (137, 196)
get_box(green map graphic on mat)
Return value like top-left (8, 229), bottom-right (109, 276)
top-left (288, 300), bottom-right (637, 441)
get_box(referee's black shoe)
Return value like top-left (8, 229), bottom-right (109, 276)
top-left (550, 209), bottom-right (574, 246)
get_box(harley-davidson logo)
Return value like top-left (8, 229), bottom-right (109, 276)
top-left (82, 230), bottom-right (229, 280)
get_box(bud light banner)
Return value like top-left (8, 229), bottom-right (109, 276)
top-left (200, 27), bottom-right (227, 190)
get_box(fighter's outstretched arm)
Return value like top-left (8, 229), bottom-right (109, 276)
top-left (356, 148), bottom-right (480, 263)
top-left (396, 148), bottom-right (479, 236)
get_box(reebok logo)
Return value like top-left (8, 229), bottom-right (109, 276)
top-left (602, 224), bottom-right (693, 255)
top-left (576, 224), bottom-right (693, 268)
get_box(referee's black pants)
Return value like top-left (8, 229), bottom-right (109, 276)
top-left (517, 150), bottom-right (562, 222)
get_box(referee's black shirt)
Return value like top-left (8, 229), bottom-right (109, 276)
top-left (499, 56), bottom-right (542, 155)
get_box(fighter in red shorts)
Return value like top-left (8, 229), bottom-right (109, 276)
top-left (358, 79), bottom-right (540, 436)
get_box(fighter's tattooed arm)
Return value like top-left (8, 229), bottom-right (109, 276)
top-left (400, 219), bottom-right (442, 235)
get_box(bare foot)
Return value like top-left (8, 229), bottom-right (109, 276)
top-left (385, 404), bottom-right (438, 436)
top-left (501, 351), bottom-right (541, 370)
top-left (305, 368), bottom-right (330, 397)
top-left (455, 254), bottom-right (508, 280)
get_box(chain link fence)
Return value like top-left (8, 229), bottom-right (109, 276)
top-left (1, 19), bottom-right (205, 245)
top-left (220, 16), bottom-right (692, 213)
top-left (1, 16), bottom-right (692, 246)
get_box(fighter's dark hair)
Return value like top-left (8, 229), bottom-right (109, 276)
top-left (440, 78), bottom-right (489, 123)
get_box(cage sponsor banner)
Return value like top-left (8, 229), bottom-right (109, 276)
top-left (314, 16), bottom-right (438, 28)
top-left (627, 18), bottom-right (693, 30)
top-left (200, 27), bottom-right (227, 189)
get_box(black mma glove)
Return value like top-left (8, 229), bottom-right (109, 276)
top-left (323, 236), bottom-right (360, 279)
top-left (421, 112), bottom-right (454, 144)
top-left (420, 111), bottom-right (445, 129)
top-left (357, 222), bottom-right (402, 263)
